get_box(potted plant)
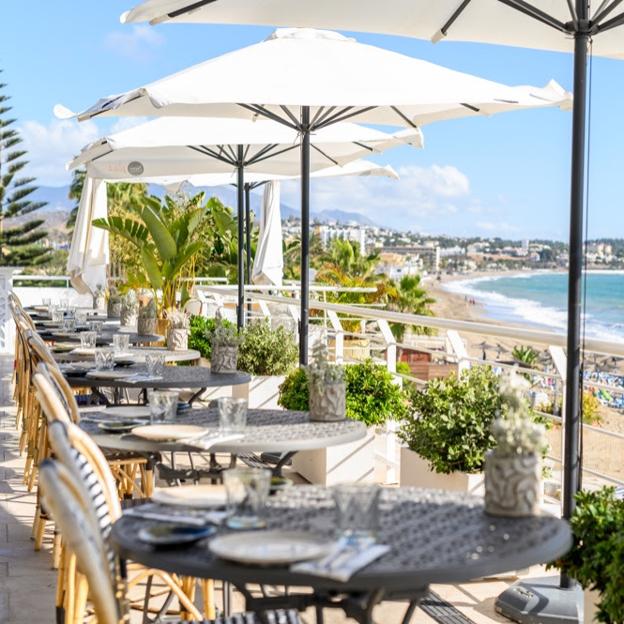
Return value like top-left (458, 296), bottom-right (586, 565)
top-left (210, 322), bottom-right (240, 374)
top-left (233, 320), bottom-right (298, 408)
top-left (307, 341), bottom-right (345, 422)
top-left (120, 289), bottom-right (138, 327)
top-left (166, 310), bottom-right (189, 351)
top-left (137, 297), bottom-right (158, 336)
top-left (398, 365), bottom-right (504, 493)
top-left (549, 487), bottom-right (624, 624)
top-left (93, 284), bottom-right (106, 311)
top-left (484, 374), bottom-right (547, 517)
top-left (279, 359), bottom-right (408, 486)
top-left (107, 287), bottom-right (122, 318)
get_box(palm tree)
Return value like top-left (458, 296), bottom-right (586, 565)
top-left (387, 274), bottom-right (436, 342)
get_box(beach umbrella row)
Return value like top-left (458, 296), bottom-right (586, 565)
top-left (62, 26), bottom-right (571, 361)
top-left (67, 115), bottom-right (416, 326)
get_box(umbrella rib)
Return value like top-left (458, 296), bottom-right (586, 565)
top-left (352, 141), bottom-right (375, 152)
top-left (391, 106), bottom-right (418, 128)
top-left (310, 144), bottom-right (339, 166)
top-left (595, 9), bottom-right (624, 32)
top-left (167, 0), bottom-right (217, 19)
top-left (188, 145), bottom-right (237, 166)
top-left (249, 143), bottom-right (299, 166)
top-left (495, 0), bottom-right (570, 33)
top-left (460, 103), bottom-right (480, 112)
top-left (313, 106), bottom-right (338, 127)
top-left (246, 143), bottom-right (281, 165)
top-left (279, 105), bottom-right (301, 128)
top-left (593, 0), bottom-right (624, 25)
top-left (437, 0), bottom-right (474, 39)
top-left (238, 104), bottom-right (298, 130)
top-left (314, 106), bottom-right (378, 130)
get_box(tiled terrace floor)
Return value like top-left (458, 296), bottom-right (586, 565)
top-left (0, 355), bottom-right (557, 623)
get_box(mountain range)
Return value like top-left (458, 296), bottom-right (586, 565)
top-left (30, 184), bottom-right (379, 228)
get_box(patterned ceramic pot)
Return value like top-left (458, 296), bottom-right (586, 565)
top-left (107, 300), bottom-right (122, 318)
top-left (309, 381), bottom-right (346, 422)
top-left (137, 317), bottom-right (157, 336)
top-left (167, 328), bottom-right (188, 351)
top-left (211, 344), bottom-right (238, 373)
top-left (94, 294), bottom-right (106, 311)
top-left (120, 309), bottom-right (138, 327)
top-left (484, 450), bottom-right (541, 517)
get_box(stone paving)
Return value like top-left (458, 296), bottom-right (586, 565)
top-left (0, 354), bottom-right (556, 623)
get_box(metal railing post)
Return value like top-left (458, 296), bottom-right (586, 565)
top-left (327, 310), bottom-right (344, 364)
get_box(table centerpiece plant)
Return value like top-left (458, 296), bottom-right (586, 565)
top-left (166, 309), bottom-right (190, 351)
top-left (120, 289), bottom-right (138, 327)
top-left (210, 321), bottom-right (241, 373)
top-left (137, 297), bottom-right (157, 336)
top-left (307, 341), bottom-right (345, 422)
top-left (107, 286), bottom-right (122, 318)
top-left (484, 373), bottom-right (547, 517)
top-left (93, 284), bottom-right (106, 311)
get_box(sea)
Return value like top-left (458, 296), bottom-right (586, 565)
top-left (444, 271), bottom-right (624, 343)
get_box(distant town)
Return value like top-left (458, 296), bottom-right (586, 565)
top-left (283, 216), bottom-right (624, 276)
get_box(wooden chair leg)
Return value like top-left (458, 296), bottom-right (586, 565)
top-left (72, 573), bottom-right (88, 624)
top-left (201, 579), bottom-right (216, 620)
top-left (64, 553), bottom-right (76, 624)
top-left (34, 515), bottom-right (46, 551)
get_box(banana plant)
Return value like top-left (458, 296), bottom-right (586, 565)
top-left (93, 194), bottom-right (207, 313)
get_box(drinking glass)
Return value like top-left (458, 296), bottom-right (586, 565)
top-left (223, 468), bottom-right (271, 529)
top-left (75, 310), bottom-right (87, 325)
top-left (62, 317), bottom-right (76, 332)
top-left (87, 320), bottom-right (104, 334)
top-left (59, 297), bottom-right (70, 310)
top-left (145, 352), bottom-right (166, 377)
top-left (80, 332), bottom-right (97, 349)
top-left (148, 390), bottom-right (178, 423)
top-left (41, 298), bottom-right (51, 309)
top-left (217, 398), bottom-right (248, 433)
top-left (112, 333), bottom-right (130, 354)
top-left (51, 308), bottom-right (64, 323)
top-left (94, 348), bottom-right (115, 371)
top-left (332, 483), bottom-right (381, 545)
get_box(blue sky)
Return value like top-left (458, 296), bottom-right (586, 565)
top-left (2, 2), bottom-right (623, 240)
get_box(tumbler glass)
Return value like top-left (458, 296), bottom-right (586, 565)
top-left (148, 390), bottom-right (178, 423)
top-left (217, 398), bottom-right (248, 433)
top-left (80, 332), bottom-right (97, 349)
top-left (51, 308), bottom-right (64, 323)
top-left (332, 483), bottom-right (381, 545)
top-left (87, 320), bottom-right (104, 334)
top-left (94, 348), bottom-right (115, 371)
top-left (112, 333), bottom-right (130, 354)
top-left (223, 468), bottom-right (271, 529)
top-left (145, 352), bottom-right (166, 377)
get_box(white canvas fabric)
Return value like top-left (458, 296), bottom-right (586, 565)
top-left (64, 28), bottom-right (571, 126)
top-left (67, 116), bottom-right (422, 179)
top-left (121, 0), bottom-right (624, 59)
top-left (253, 181), bottom-right (283, 286)
top-left (67, 177), bottom-right (109, 295)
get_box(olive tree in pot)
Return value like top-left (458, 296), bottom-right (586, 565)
top-left (120, 289), bottom-right (138, 327)
top-left (107, 286), bottom-right (122, 318)
top-left (279, 359), bottom-right (408, 486)
top-left (549, 487), bottom-right (624, 624)
top-left (137, 297), bottom-right (157, 336)
top-left (233, 320), bottom-right (298, 409)
top-left (398, 365), bottom-right (503, 494)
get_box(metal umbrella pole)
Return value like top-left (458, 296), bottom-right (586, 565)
top-left (236, 145), bottom-right (245, 329)
top-left (299, 106), bottom-right (311, 365)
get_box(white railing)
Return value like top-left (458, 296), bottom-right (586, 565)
top-left (207, 287), bottom-right (624, 490)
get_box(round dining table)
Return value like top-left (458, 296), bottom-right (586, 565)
top-left (80, 407), bottom-right (366, 478)
top-left (55, 346), bottom-right (201, 365)
top-left (111, 487), bottom-right (571, 624)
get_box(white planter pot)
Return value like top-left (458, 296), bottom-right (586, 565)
top-left (292, 426), bottom-right (376, 487)
top-left (167, 328), bottom-right (189, 351)
top-left (584, 589), bottom-right (600, 624)
top-left (232, 375), bottom-right (284, 409)
top-left (399, 447), bottom-right (484, 495)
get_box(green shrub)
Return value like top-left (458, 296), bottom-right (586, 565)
top-left (188, 316), bottom-right (234, 359)
top-left (549, 487), bottom-right (624, 623)
top-left (237, 320), bottom-right (298, 376)
top-left (539, 390), bottom-right (603, 425)
top-left (278, 367), bottom-right (309, 411)
top-left (278, 359), bottom-right (408, 426)
top-left (399, 366), bottom-right (505, 474)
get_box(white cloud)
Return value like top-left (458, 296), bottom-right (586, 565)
top-left (18, 119), bottom-right (100, 186)
top-left (104, 25), bottom-right (165, 61)
top-left (281, 163), bottom-right (471, 229)
top-left (476, 220), bottom-right (520, 234)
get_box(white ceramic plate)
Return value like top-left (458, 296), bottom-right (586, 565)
top-left (105, 405), bottom-right (151, 419)
top-left (86, 370), bottom-right (136, 380)
top-left (131, 424), bottom-right (206, 442)
top-left (209, 531), bottom-right (332, 566)
top-left (151, 485), bottom-right (227, 508)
